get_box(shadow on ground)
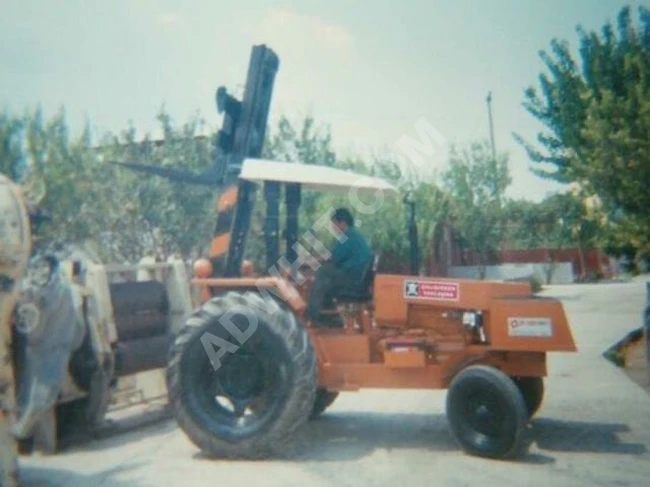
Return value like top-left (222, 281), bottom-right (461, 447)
top-left (39, 409), bottom-right (648, 469)
top-left (26, 414), bottom-right (178, 457)
top-left (532, 417), bottom-right (648, 455)
top-left (19, 463), bottom-right (148, 487)
top-left (194, 411), bottom-right (647, 465)
top-left (191, 412), bottom-right (543, 465)
top-left (290, 412), bottom-right (455, 461)
top-left (291, 413), bottom-right (647, 461)
top-left (190, 412), bottom-right (458, 464)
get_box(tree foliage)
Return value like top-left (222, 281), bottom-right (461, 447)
top-left (261, 116), bottom-right (452, 273)
top-left (0, 107), bottom-right (215, 262)
top-left (516, 5), bottom-right (650, 254)
top-left (441, 140), bottom-right (511, 275)
top-left (2, 106), bottom-right (601, 276)
top-left (504, 191), bottom-right (601, 252)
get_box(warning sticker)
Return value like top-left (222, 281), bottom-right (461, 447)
top-left (507, 317), bottom-right (553, 337)
top-left (403, 280), bottom-right (459, 301)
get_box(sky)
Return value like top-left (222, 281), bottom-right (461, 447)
top-left (0, 0), bottom-right (644, 201)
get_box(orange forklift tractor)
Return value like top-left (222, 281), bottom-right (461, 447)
top-left (111, 44), bottom-right (577, 461)
top-left (165, 158), bottom-right (578, 461)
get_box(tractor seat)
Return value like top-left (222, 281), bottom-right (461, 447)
top-left (333, 255), bottom-right (377, 303)
top-left (335, 284), bottom-right (372, 302)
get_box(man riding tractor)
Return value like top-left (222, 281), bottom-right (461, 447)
top-left (306, 208), bottom-right (373, 326)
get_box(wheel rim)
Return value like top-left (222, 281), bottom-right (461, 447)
top-left (181, 316), bottom-right (293, 442)
top-left (465, 390), bottom-right (507, 438)
top-left (451, 378), bottom-right (516, 452)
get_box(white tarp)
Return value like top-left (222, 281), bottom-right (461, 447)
top-left (239, 159), bottom-right (398, 194)
top-left (12, 253), bottom-right (86, 439)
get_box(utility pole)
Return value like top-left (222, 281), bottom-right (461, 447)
top-left (486, 91), bottom-right (497, 162)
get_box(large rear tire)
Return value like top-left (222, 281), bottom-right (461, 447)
top-left (446, 365), bottom-right (528, 459)
top-left (166, 291), bottom-right (317, 459)
top-left (310, 388), bottom-right (339, 419)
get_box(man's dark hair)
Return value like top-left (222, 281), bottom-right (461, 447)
top-left (332, 207), bottom-right (354, 226)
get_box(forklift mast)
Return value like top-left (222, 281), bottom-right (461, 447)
top-left (110, 45), bottom-right (283, 277)
top-left (210, 45), bottom-right (280, 277)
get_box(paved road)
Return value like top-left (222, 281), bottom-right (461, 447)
top-left (18, 280), bottom-right (650, 487)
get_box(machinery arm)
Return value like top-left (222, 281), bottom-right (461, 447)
top-left (109, 45), bottom-right (280, 278)
top-left (210, 45), bottom-right (279, 277)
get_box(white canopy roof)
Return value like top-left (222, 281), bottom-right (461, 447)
top-left (239, 158), bottom-right (398, 194)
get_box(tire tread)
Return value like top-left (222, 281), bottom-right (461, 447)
top-left (166, 291), bottom-right (317, 459)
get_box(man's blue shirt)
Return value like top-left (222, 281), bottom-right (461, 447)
top-left (330, 226), bottom-right (372, 275)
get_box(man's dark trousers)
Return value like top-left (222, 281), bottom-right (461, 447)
top-left (307, 262), bottom-right (356, 321)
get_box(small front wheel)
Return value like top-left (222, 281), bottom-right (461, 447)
top-left (446, 365), bottom-right (528, 459)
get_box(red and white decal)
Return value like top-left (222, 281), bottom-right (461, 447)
top-left (403, 280), bottom-right (459, 301)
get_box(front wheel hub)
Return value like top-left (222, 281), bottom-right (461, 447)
top-left (469, 398), bottom-right (503, 437)
top-left (218, 353), bottom-right (264, 400)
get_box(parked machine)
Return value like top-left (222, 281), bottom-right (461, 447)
top-left (114, 44), bottom-right (578, 460)
top-left (11, 252), bottom-right (193, 454)
top-left (1, 173), bottom-right (33, 487)
top-left (167, 161), bottom-right (575, 460)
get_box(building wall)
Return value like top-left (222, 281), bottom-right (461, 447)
top-left (447, 262), bottom-right (575, 284)
top-left (463, 248), bottom-right (610, 279)
top-left (373, 222), bottom-right (610, 281)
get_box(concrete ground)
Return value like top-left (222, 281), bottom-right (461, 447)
top-left (18, 280), bottom-right (650, 487)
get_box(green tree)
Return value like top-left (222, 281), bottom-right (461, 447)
top-left (98, 109), bottom-right (216, 261)
top-left (0, 108), bottom-right (47, 206)
top-left (307, 154), bottom-right (451, 273)
top-left (262, 115), bottom-right (337, 226)
top-left (503, 199), bottom-right (554, 250)
top-left (261, 118), bottom-right (453, 274)
top-left (442, 140), bottom-right (511, 278)
top-left (1, 107), bottom-right (454, 275)
top-left (503, 190), bottom-right (603, 281)
top-left (0, 107), bottom-right (216, 263)
top-left (516, 5), bottom-right (650, 254)
top-left (503, 193), bottom-right (590, 251)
